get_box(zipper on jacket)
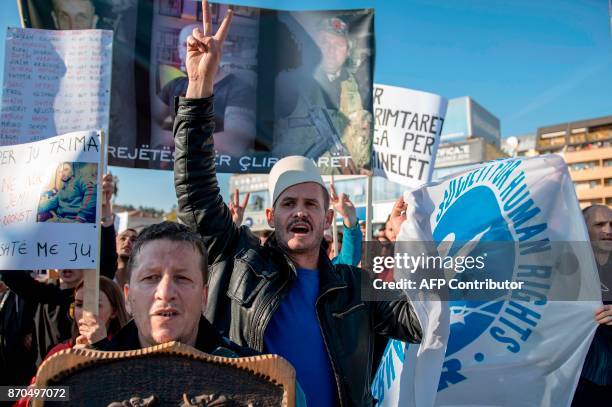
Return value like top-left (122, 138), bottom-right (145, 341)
top-left (316, 285), bottom-right (348, 407)
top-left (249, 251), bottom-right (297, 350)
top-left (248, 278), bottom-right (289, 351)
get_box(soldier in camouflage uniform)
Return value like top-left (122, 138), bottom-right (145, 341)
top-left (273, 17), bottom-right (372, 175)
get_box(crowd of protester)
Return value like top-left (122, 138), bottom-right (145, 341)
top-left (1, 2), bottom-right (610, 405)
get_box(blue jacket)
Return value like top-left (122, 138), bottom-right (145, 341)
top-left (331, 223), bottom-right (362, 266)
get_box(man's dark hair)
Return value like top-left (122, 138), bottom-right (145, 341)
top-left (119, 228), bottom-right (138, 236)
top-left (126, 221), bottom-right (208, 284)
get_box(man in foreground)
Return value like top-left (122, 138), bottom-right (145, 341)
top-left (174, 2), bottom-right (422, 405)
top-left (91, 221), bottom-right (250, 357)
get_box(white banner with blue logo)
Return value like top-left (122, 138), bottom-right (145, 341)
top-left (372, 154), bottom-right (602, 406)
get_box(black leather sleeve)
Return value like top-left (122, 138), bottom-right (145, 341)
top-left (173, 96), bottom-right (240, 265)
top-left (370, 299), bottom-right (423, 344)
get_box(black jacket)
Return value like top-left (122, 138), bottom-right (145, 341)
top-left (0, 289), bottom-right (36, 385)
top-left (173, 96), bottom-right (422, 406)
top-left (92, 317), bottom-right (255, 358)
top-left (0, 224), bottom-right (118, 366)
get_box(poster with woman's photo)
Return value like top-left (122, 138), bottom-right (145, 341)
top-left (19, 1), bottom-right (374, 174)
top-left (0, 130), bottom-right (102, 270)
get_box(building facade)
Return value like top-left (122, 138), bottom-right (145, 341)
top-left (441, 96), bottom-right (502, 147)
top-left (433, 137), bottom-right (506, 180)
top-left (535, 115), bottom-right (612, 207)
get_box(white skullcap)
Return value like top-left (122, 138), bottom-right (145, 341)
top-left (268, 156), bottom-right (327, 206)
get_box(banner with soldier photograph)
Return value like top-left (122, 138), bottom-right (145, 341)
top-left (19, 1), bottom-right (374, 174)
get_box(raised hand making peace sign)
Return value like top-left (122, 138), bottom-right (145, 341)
top-left (185, 0), bottom-right (233, 99)
top-left (229, 188), bottom-right (250, 226)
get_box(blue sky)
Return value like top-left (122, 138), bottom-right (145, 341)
top-left (1, 0), bottom-right (611, 211)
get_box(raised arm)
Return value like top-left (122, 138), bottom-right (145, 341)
top-left (330, 184), bottom-right (362, 266)
top-left (369, 299), bottom-right (423, 343)
top-left (371, 196), bottom-right (423, 342)
top-left (99, 174), bottom-right (118, 279)
top-left (174, 1), bottom-right (238, 263)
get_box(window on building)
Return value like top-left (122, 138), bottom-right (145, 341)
top-left (604, 159), bottom-right (612, 167)
top-left (569, 161), bottom-right (598, 171)
top-left (586, 125), bottom-right (612, 143)
top-left (551, 136), bottom-right (566, 146)
top-left (156, 28), bottom-right (181, 67)
top-left (574, 180), bottom-right (599, 190)
top-left (159, 0), bottom-right (183, 17)
top-left (537, 136), bottom-right (566, 149)
top-left (569, 133), bottom-right (586, 144)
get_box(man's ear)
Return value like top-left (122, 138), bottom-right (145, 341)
top-left (324, 208), bottom-right (334, 229)
top-left (123, 284), bottom-right (131, 316)
top-left (265, 208), bottom-right (275, 228)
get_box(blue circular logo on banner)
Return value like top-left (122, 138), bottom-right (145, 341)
top-left (433, 185), bottom-right (515, 357)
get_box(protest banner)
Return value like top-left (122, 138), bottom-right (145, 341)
top-left (372, 84), bottom-right (447, 188)
top-left (0, 130), bottom-right (102, 270)
top-left (0, 27), bottom-right (112, 146)
top-left (19, 1), bottom-right (374, 174)
top-left (372, 154), bottom-right (602, 406)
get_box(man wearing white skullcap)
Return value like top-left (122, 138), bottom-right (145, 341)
top-left (173, 3), bottom-right (422, 405)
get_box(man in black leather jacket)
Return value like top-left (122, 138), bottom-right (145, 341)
top-left (173, 3), bottom-right (422, 405)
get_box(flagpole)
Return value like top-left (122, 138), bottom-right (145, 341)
top-left (83, 129), bottom-right (105, 316)
top-left (366, 174), bottom-right (373, 241)
top-left (331, 173), bottom-right (339, 257)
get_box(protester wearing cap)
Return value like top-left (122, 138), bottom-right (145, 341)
top-left (173, 3), bottom-right (422, 405)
